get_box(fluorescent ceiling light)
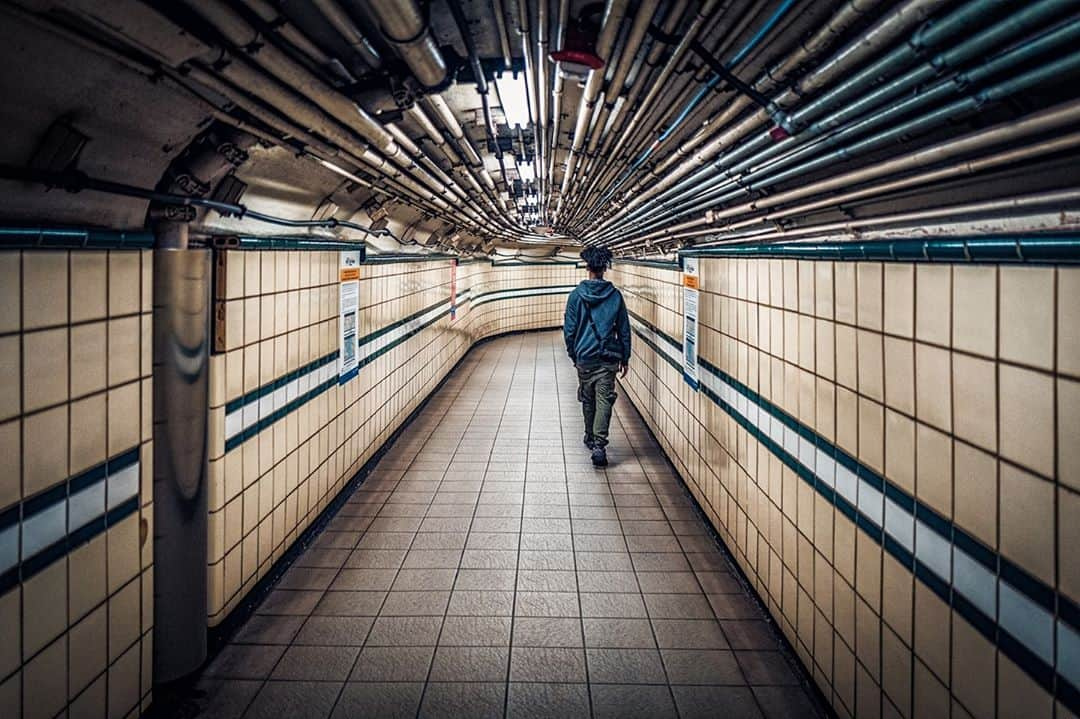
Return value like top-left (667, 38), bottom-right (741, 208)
top-left (495, 72), bottom-right (531, 128)
top-left (516, 161), bottom-right (535, 183)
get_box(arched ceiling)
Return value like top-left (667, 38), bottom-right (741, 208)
top-left (0, 0), bottom-right (1078, 257)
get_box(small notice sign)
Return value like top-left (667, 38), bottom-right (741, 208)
top-left (682, 256), bottom-right (699, 390)
top-left (339, 250), bottom-right (361, 383)
top-left (450, 260), bottom-right (457, 321)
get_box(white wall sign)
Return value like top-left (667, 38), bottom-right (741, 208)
top-left (682, 256), bottom-right (700, 390)
top-left (450, 260), bottom-right (458, 321)
top-left (339, 250), bottom-right (361, 383)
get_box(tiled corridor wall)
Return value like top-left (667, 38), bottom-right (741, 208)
top-left (0, 250), bottom-right (155, 719)
top-left (609, 257), bottom-right (1079, 719)
top-left (206, 253), bottom-right (580, 624)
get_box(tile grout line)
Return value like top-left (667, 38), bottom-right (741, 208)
top-left (413, 339), bottom-right (503, 717)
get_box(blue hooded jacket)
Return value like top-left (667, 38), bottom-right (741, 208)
top-left (563, 279), bottom-right (632, 367)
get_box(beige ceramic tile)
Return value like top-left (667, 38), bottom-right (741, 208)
top-left (108, 579), bottom-right (141, 663)
top-left (884, 410), bottom-right (915, 494)
top-left (22, 252), bottom-right (68, 330)
top-left (998, 651), bottom-right (1053, 719)
top-left (70, 321), bottom-right (107, 399)
top-left (108, 642), bottom-right (141, 719)
top-left (880, 552), bottom-right (912, 643)
top-left (108, 382), bottom-right (141, 456)
top-left (69, 673), bottom-right (105, 718)
top-left (0, 419), bottom-right (18, 509)
top-left (998, 364), bottom-right (1054, 477)
top-left (1061, 378), bottom-right (1080, 492)
top-left (836, 325), bottom-right (858, 391)
top-left (22, 405), bottom-right (68, 497)
top-left (915, 265), bottom-right (951, 346)
top-left (858, 398), bottom-right (884, 474)
top-left (857, 329), bottom-right (883, 403)
top-left (22, 635), bottom-right (66, 719)
top-left (856, 263), bottom-right (882, 331)
top-left (0, 252), bottom-right (19, 334)
top-left (107, 514), bottom-right (141, 594)
top-left (0, 588), bottom-right (18, 678)
top-left (916, 424), bottom-right (952, 518)
top-left (953, 442), bottom-right (997, 549)
top-left (108, 252), bottom-right (141, 316)
top-left (952, 265), bottom-right (996, 358)
top-left (141, 249), bottom-right (153, 314)
top-left (835, 263), bottom-right (856, 325)
top-left (915, 343), bottom-right (951, 431)
top-left (70, 394), bottom-right (106, 475)
top-left (913, 659), bottom-right (949, 719)
top-left (952, 613), bottom-right (995, 719)
top-left (883, 264), bottom-right (914, 338)
top-left (951, 353), bottom-right (996, 452)
top-left (0, 335), bottom-right (19, 421)
top-left (815, 262), bottom-right (834, 318)
top-left (69, 533), bottom-right (107, 623)
top-left (883, 337), bottom-right (914, 416)
top-left (1059, 488), bottom-right (1080, 603)
top-left (1059, 267), bottom-right (1080, 377)
top-left (22, 327), bottom-right (68, 413)
top-left (108, 316), bottom-right (141, 386)
top-left (999, 462), bottom-right (1055, 585)
top-left (22, 559), bottom-right (67, 659)
top-left (999, 266), bottom-right (1054, 371)
top-left (881, 624), bottom-right (911, 716)
top-left (68, 604), bottom-right (107, 698)
top-left (70, 251), bottom-right (107, 323)
top-left (913, 581), bottom-right (950, 681)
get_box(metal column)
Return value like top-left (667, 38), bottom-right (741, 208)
top-left (152, 247), bottom-right (210, 682)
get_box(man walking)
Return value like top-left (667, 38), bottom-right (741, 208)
top-left (563, 246), bottom-right (632, 467)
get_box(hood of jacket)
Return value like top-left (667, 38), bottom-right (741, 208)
top-left (577, 279), bottom-right (619, 306)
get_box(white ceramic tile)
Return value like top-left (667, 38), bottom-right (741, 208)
top-left (22, 501), bottom-right (66, 559)
top-left (998, 580), bottom-right (1053, 664)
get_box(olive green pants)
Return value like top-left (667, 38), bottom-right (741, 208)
top-left (577, 362), bottom-right (620, 447)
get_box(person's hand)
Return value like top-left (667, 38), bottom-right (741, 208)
top-left (620, 363), bottom-right (629, 378)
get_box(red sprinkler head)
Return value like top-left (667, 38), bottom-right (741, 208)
top-left (769, 125), bottom-right (791, 141)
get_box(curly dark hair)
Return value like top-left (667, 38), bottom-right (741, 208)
top-left (581, 246), bottom-right (613, 275)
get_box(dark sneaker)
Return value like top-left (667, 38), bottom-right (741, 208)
top-left (584, 433), bottom-right (595, 449)
top-left (591, 446), bottom-right (608, 467)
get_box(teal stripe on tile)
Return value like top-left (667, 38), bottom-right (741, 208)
top-left (0, 447), bottom-right (140, 594)
top-left (678, 233), bottom-right (1080, 264)
top-left (221, 286), bottom-right (579, 451)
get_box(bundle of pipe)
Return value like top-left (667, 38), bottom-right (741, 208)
top-left (601, 0), bottom-right (1073, 237)
top-left (581, 0), bottom-right (951, 237)
top-left (578, 0), bottom-right (1080, 251)
top-left (608, 14), bottom-right (1080, 243)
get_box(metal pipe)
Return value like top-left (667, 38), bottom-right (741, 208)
top-left (491, 0), bottom-right (514, 68)
top-left (239, 0), bottom-right (340, 68)
top-left (607, 12), bottom-right (1080, 240)
top-left (609, 98), bottom-right (1080, 246)
top-left (580, 0), bottom-right (721, 201)
top-left (560, 0), bottom-right (632, 197)
top-left (660, 190), bottom-right (1080, 247)
top-left (311, 0), bottom-right (384, 69)
top-left (363, 0), bottom-right (447, 87)
top-left (724, 132), bottom-right (1080, 231)
top-left (587, 0), bottom-right (1004, 240)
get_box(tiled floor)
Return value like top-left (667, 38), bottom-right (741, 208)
top-left (191, 332), bottom-right (825, 718)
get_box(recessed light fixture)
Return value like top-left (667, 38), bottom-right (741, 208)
top-left (495, 72), bottom-right (531, 128)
